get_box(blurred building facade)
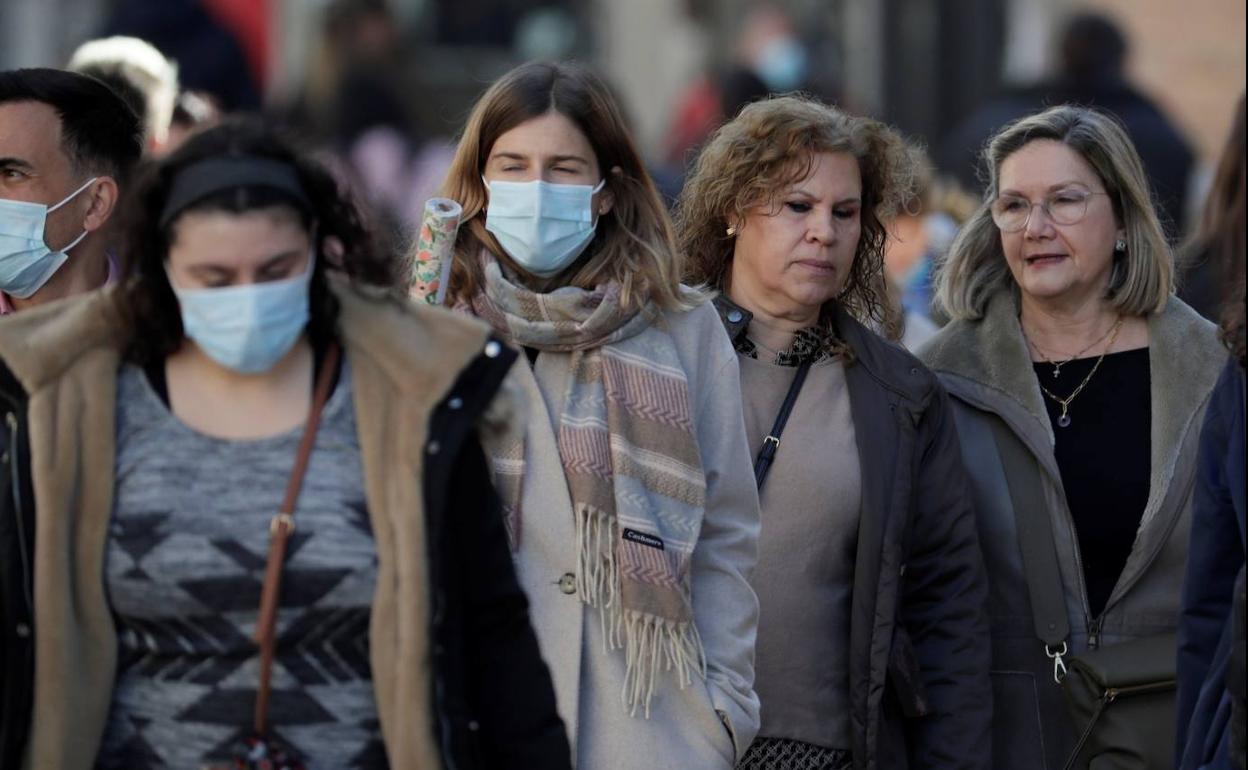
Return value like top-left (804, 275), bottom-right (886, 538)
top-left (3, 0), bottom-right (1242, 184)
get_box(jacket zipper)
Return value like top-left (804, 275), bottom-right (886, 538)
top-left (4, 410), bottom-right (32, 611)
top-left (1087, 614), bottom-right (1104, 650)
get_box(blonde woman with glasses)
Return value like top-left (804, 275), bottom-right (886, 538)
top-left (920, 105), bottom-right (1226, 769)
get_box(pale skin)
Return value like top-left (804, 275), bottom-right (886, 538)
top-left (997, 139), bottom-right (1149, 359)
top-left (164, 207), bottom-right (314, 440)
top-left (0, 100), bottom-right (120, 309)
top-left (726, 151), bottom-right (863, 354)
top-left (483, 109), bottom-right (618, 290)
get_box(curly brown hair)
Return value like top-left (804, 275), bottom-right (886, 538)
top-left (676, 95), bottom-right (919, 334)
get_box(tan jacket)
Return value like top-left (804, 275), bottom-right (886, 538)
top-left (0, 278), bottom-right (498, 770)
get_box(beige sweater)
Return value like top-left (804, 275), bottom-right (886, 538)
top-left (737, 353), bottom-right (860, 751)
top-left (0, 279), bottom-right (500, 770)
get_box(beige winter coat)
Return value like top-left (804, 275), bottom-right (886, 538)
top-left (505, 300), bottom-right (762, 769)
top-left (0, 278), bottom-right (498, 770)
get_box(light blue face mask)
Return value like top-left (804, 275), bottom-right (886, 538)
top-left (171, 252), bottom-right (314, 374)
top-left (484, 177), bottom-right (606, 278)
top-left (755, 37), bottom-right (808, 93)
top-left (0, 177), bottom-right (97, 299)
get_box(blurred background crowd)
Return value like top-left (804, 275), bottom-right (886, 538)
top-left (4, 0), bottom-right (1242, 330)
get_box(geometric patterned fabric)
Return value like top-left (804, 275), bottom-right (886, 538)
top-left (95, 364), bottom-right (387, 769)
top-left (737, 737), bottom-right (852, 770)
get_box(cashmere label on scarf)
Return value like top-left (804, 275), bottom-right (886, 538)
top-left (465, 254), bottom-right (708, 716)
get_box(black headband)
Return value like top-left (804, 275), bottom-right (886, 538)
top-left (158, 156), bottom-right (311, 228)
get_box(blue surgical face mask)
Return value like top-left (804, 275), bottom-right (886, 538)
top-left (0, 177), bottom-right (97, 299)
top-left (170, 252), bottom-right (314, 374)
top-left (755, 37), bottom-right (808, 93)
top-left (484, 177), bottom-right (606, 278)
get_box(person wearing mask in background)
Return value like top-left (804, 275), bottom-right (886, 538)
top-left (1175, 100), bottom-right (1246, 770)
top-left (1177, 95), bottom-right (1244, 323)
top-left (940, 12), bottom-right (1194, 239)
top-left (68, 35), bottom-right (180, 156)
top-left (921, 105), bottom-right (1224, 769)
top-left (881, 151), bottom-right (978, 349)
top-left (677, 94), bottom-right (991, 770)
top-left (436, 61), bottom-right (762, 769)
top-left (0, 118), bottom-right (570, 770)
top-left (0, 68), bottom-right (142, 315)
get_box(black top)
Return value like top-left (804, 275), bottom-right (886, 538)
top-left (1035, 347), bottom-right (1151, 618)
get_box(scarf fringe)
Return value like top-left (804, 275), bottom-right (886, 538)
top-left (575, 505), bottom-right (707, 717)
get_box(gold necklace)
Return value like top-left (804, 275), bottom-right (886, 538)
top-left (1036, 319), bottom-right (1124, 428)
top-left (1025, 316), bottom-right (1123, 379)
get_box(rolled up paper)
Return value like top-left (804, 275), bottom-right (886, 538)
top-left (410, 197), bottom-right (463, 305)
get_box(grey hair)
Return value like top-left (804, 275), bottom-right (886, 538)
top-left (935, 105), bottom-right (1173, 320)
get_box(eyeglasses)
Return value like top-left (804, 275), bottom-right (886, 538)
top-left (990, 188), bottom-right (1111, 233)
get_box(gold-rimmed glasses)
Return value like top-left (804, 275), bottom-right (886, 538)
top-left (991, 187), bottom-right (1111, 233)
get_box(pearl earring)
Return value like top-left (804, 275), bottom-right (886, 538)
top-left (726, 226), bottom-right (737, 236)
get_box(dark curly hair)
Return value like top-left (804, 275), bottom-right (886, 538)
top-left (117, 116), bottom-right (396, 366)
top-left (676, 95), bottom-right (918, 339)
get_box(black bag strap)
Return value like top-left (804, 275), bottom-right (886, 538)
top-left (753, 359), bottom-right (811, 490)
top-left (989, 417), bottom-right (1071, 682)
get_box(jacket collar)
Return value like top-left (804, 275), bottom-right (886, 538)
top-left (921, 290), bottom-right (1227, 529)
top-left (712, 292), bottom-right (932, 405)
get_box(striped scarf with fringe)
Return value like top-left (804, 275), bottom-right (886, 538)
top-left (466, 255), bottom-right (708, 716)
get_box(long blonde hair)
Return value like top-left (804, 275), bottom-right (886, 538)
top-left (434, 61), bottom-right (696, 312)
top-left (935, 105), bottom-right (1173, 320)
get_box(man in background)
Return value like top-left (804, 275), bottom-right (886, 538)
top-left (941, 11), bottom-right (1195, 238)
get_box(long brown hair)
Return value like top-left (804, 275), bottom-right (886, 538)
top-left (1191, 95), bottom-right (1245, 365)
top-left (435, 61), bottom-right (696, 312)
top-left (676, 95), bottom-right (918, 334)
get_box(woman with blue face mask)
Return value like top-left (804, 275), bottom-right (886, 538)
top-left (433, 62), bottom-right (763, 770)
top-left (0, 118), bottom-right (571, 770)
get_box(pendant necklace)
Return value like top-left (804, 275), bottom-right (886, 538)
top-left (1034, 318), bottom-right (1124, 428)
top-left (1025, 316), bottom-right (1123, 379)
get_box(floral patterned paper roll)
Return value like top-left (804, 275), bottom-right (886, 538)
top-left (410, 197), bottom-right (463, 305)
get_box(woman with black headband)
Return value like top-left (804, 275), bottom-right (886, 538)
top-left (0, 118), bottom-right (570, 770)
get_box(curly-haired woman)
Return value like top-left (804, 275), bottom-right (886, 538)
top-left (676, 95), bottom-right (991, 770)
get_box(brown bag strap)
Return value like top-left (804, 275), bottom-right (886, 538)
top-left (253, 341), bottom-right (342, 734)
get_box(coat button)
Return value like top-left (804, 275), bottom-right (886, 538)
top-left (484, 341), bottom-right (502, 358)
top-left (427, 440), bottom-right (441, 455)
top-left (15, 622), bottom-right (30, 638)
top-left (558, 573), bottom-right (577, 595)
top-left (447, 397), bottom-right (463, 410)
top-left (727, 310), bottom-right (744, 323)
top-left (468, 720), bottom-right (480, 732)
